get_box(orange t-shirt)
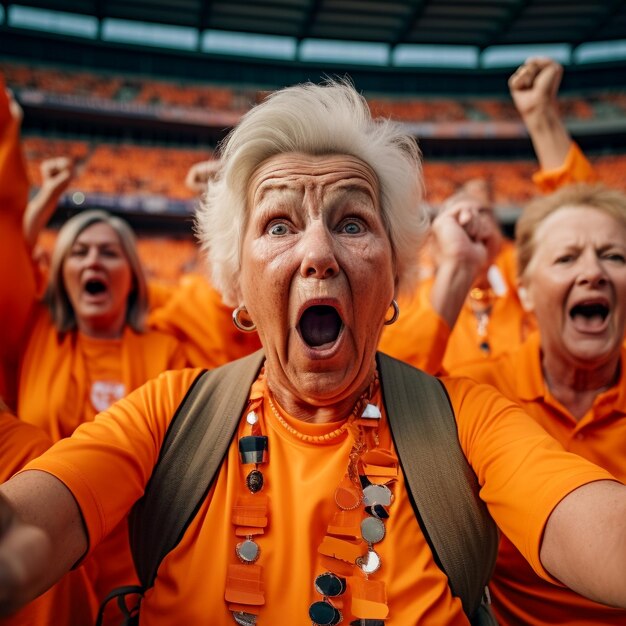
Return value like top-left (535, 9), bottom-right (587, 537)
top-left (18, 307), bottom-right (187, 440)
top-left (382, 242), bottom-right (535, 374)
top-left (16, 307), bottom-right (188, 617)
top-left (25, 361), bottom-right (612, 625)
top-left (0, 412), bottom-right (98, 626)
top-left (148, 273), bottom-right (262, 368)
top-left (456, 332), bottom-right (626, 625)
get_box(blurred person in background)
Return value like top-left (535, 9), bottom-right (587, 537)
top-left (455, 182), bottom-right (626, 625)
top-left (15, 197), bottom-right (186, 621)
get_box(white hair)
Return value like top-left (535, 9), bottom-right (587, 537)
top-left (196, 79), bottom-right (428, 306)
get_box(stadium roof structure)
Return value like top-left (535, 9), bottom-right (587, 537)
top-left (3, 0), bottom-right (626, 67)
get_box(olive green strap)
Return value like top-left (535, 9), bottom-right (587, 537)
top-left (129, 349), bottom-right (266, 589)
top-left (377, 352), bottom-right (499, 619)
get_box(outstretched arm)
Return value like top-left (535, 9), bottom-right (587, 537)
top-left (0, 471), bottom-right (87, 615)
top-left (541, 480), bottom-right (626, 607)
top-left (23, 156), bottom-right (74, 250)
top-left (509, 56), bottom-right (571, 172)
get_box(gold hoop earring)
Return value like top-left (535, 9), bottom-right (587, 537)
top-left (384, 300), bottom-right (400, 326)
top-left (232, 305), bottom-right (257, 333)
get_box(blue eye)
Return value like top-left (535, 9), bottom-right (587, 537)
top-left (269, 223), bottom-right (289, 236)
top-left (342, 221), bottom-right (363, 235)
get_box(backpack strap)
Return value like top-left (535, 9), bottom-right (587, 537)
top-left (377, 352), bottom-right (499, 620)
top-left (129, 349), bottom-right (266, 591)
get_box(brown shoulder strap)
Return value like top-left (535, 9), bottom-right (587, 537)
top-left (129, 349), bottom-right (265, 590)
top-left (377, 352), bottom-right (499, 619)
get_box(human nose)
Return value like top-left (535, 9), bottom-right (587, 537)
top-left (83, 247), bottom-right (102, 267)
top-left (577, 250), bottom-right (607, 286)
top-left (299, 221), bottom-right (339, 279)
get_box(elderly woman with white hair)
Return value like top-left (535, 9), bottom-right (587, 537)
top-left (0, 81), bottom-right (625, 626)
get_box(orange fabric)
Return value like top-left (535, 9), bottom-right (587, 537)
top-left (148, 273), bottom-right (262, 368)
top-left (18, 306), bottom-right (187, 440)
top-left (25, 363), bottom-right (612, 624)
top-left (16, 305), bottom-right (187, 615)
top-left (0, 85), bottom-right (36, 409)
top-left (456, 333), bottom-right (626, 625)
top-left (532, 142), bottom-right (598, 193)
top-left (382, 242), bottom-right (535, 374)
top-left (0, 412), bottom-right (98, 626)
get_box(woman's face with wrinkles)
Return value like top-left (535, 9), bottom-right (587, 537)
top-left (520, 205), bottom-right (626, 369)
top-left (238, 152), bottom-right (395, 409)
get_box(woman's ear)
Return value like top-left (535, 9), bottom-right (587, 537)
top-left (517, 281), bottom-right (534, 313)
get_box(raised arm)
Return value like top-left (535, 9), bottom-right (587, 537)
top-left (541, 480), bottom-right (626, 607)
top-left (23, 156), bottom-right (74, 250)
top-left (0, 471), bottom-right (87, 615)
top-left (428, 192), bottom-right (496, 329)
top-left (509, 57), bottom-right (571, 171)
top-left (184, 158), bottom-right (221, 195)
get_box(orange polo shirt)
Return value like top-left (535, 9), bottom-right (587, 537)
top-left (148, 273), bottom-right (262, 368)
top-left (381, 242), bottom-right (535, 374)
top-left (456, 332), bottom-right (626, 625)
top-left (532, 142), bottom-right (598, 193)
top-left (0, 412), bottom-right (98, 626)
top-left (25, 361), bottom-right (611, 625)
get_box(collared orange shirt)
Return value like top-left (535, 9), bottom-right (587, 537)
top-left (532, 142), bottom-right (598, 193)
top-left (25, 362), bottom-right (611, 625)
top-left (456, 332), bottom-right (626, 625)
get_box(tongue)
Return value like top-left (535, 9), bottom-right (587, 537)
top-left (299, 306), bottom-right (342, 348)
top-left (571, 312), bottom-right (606, 332)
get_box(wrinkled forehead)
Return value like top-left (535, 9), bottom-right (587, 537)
top-left (247, 152), bottom-right (380, 208)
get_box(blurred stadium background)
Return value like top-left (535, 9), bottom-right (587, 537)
top-left (2, 0), bottom-right (626, 283)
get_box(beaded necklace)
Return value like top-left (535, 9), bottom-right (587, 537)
top-left (226, 368), bottom-right (396, 625)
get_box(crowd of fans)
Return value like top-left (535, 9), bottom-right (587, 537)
top-left (0, 56), bottom-right (625, 626)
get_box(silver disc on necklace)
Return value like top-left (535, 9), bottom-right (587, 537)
top-left (356, 549), bottom-right (381, 574)
top-left (361, 516), bottom-right (386, 544)
top-left (232, 611), bottom-right (257, 626)
top-left (362, 483), bottom-right (392, 507)
top-left (235, 538), bottom-right (260, 563)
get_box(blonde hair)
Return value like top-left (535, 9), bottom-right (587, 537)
top-left (196, 79), bottom-right (428, 306)
top-left (516, 183), bottom-right (626, 278)
top-left (45, 210), bottom-right (148, 333)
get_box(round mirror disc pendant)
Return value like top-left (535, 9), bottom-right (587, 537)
top-left (236, 538), bottom-right (260, 563)
top-left (362, 484), bottom-right (392, 507)
top-left (356, 549), bottom-right (381, 575)
top-left (361, 516), bottom-right (386, 544)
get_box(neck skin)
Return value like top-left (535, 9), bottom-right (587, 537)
top-left (267, 371), bottom-right (373, 425)
top-left (541, 351), bottom-right (620, 421)
top-left (76, 310), bottom-right (127, 340)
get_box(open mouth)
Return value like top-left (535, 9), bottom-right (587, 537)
top-left (298, 305), bottom-right (343, 348)
top-left (84, 278), bottom-right (108, 296)
top-left (569, 300), bottom-right (609, 330)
